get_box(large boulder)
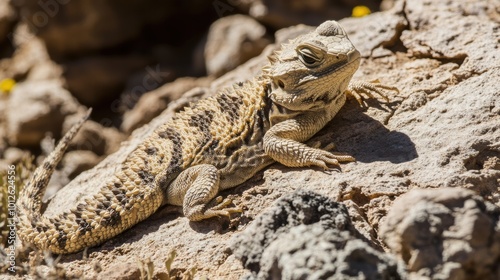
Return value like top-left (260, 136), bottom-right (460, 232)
top-left (380, 188), bottom-right (500, 280)
top-left (204, 15), bottom-right (270, 77)
top-left (231, 190), bottom-right (404, 280)
top-left (5, 80), bottom-right (83, 147)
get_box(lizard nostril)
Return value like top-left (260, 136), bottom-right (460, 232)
top-left (277, 79), bottom-right (285, 89)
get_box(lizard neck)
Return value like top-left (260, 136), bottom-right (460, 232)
top-left (266, 81), bottom-right (347, 127)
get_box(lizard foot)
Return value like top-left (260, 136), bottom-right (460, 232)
top-left (307, 140), bottom-right (356, 170)
top-left (346, 79), bottom-right (399, 108)
top-left (309, 150), bottom-right (356, 170)
top-left (205, 196), bottom-right (242, 218)
top-left (186, 196), bottom-right (241, 221)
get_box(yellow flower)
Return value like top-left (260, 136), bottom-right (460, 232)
top-left (352, 5), bottom-right (371, 18)
top-left (0, 78), bottom-right (16, 95)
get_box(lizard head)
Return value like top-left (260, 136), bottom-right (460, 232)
top-left (263, 20), bottom-right (360, 112)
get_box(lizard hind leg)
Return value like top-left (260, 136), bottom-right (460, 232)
top-left (167, 164), bottom-right (240, 221)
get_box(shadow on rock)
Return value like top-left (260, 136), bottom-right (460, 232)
top-left (321, 103), bottom-right (418, 164)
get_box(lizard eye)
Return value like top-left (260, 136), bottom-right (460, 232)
top-left (298, 47), bottom-right (322, 68)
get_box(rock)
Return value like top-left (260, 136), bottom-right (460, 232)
top-left (63, 55), bottom-right (151, 106)
top-left (230, 190), bottom-right (404, 279)
top-left (43, 150), bottom-right (101, 201)
top-left (121, 76), bottom-right (213, 133)
top-left (0, 99), bottom-right (7, 152)
top-left (2, 32), bottom-right (63, 81)
top-left (5, 80), bottom-right (84, 147)
top-left (0, 0), bottom-right (16, 43)
top-left (61, 150), bottom-right (101, 180)
top-left (0, 147), bottom-right (30, 173)
top-left (118, 64), bottom-right (176, 112)
top-left (274, 24), bottom-right (315, 45)
top-left (96, 261), bottom-right (141, 280)
top-left (204, 15), bottom-right (270, 77)
top-left (63, 117), bottom-right (125, 156)
top-left (2, 147), bottom-right (30, 165)
top-left (341, 1), bottom-right (407, 58)
top-left (380, 188), bottom-right (500, 280)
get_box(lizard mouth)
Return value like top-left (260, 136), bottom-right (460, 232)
top-left (348, 49), bottom-right (361, 62)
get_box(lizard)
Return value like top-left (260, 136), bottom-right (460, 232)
top-left (16, 20), bottom-right (397, 254)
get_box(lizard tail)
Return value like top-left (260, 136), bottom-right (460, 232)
top-left (16, 109), bottom-right (91, 251)
top-left (19, 109), bottom-right (92, 213)
top-left (16, 108), bottom-right (165, 254)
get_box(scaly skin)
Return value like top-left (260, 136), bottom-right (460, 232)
top-left (16, 21), bottom-right (397, 254)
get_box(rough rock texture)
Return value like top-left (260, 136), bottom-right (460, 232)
top-left (1, 0), bottom-right (499, 279)
top-left (380, 188), bottom-right (500, 280)
top-left (204, 15), bottom-right (270, 77)
top-left (231, 190), bottom-right (404, 280)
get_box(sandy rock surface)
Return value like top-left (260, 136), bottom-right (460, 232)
top-left (0, 0), bottom-right (499, 279)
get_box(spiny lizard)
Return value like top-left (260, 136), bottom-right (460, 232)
top-left (17, 20), bottom-right (397, 254)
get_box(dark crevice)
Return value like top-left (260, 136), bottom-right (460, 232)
top-left (383, 0), bottom-right (409, 54)
top-left (432, 53), bottom-right (467, 66)
top-left (379, 21), bottom-right (409, 55)
top-left (348, 188), bottom-right (371, 207)
top-left (464, 142), bottom-right (500, 171)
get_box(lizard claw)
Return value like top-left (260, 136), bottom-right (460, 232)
top-left (207, 197), bottom-right (242, 218)
top-left (346, 79), bottom-right (399, 108)
top-left (305, 140), bottom-right (355, 170)
top-left (310, 150), bottom-right (355, 170)
top-left (185, 196), bottom-right (241, 221)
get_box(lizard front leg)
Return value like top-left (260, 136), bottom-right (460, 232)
top-left (263, 112), bottom-right (355, 170)
top-left (165, 164), bottom-right (240, 221)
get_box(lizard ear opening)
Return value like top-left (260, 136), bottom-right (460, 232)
top-left (296, 44), bottom-right (324, 68)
